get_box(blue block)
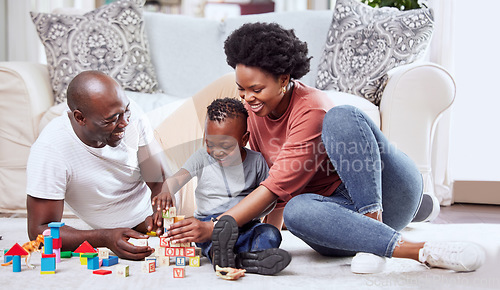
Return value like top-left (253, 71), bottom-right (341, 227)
top-left (41, 257), bottom-right (56, 272)
top-left (87, 256), bottom-right (99, 270)
top-left (12, 256), bottom-right (21, 272)
top-left (50, 228), bottom-right (60, 239)
top-left (102, 256), bottom-right (118, 267)
top-left (44, 236), bottom-right (53, 254)
top-left (175, 256), bottom-right (185, 266)
top-left (48, 222), bottom-right (65, 228)
top-left (4, 255), bottom-right (13, 263)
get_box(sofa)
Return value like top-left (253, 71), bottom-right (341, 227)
top-left (0, 3), bottom-right (455, 217)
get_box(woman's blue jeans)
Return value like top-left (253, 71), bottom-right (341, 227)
top-left (283, 105), bottom-right (423, 258)
top-left (196, 214), bottom-right (282, 264)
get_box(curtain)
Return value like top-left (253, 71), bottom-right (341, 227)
top-left (427, 0), bottom-right (455, 205)
top-left (6, 0), bottom-right (94, 63)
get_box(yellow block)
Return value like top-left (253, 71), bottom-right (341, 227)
top-left (40, 271), bottom-right (56, 275)
top-left (174, 215), bottom-right (185, 223)
top-left (80, 253), bottom-right (87, 265)
top-left (189, 256), bottom-right (200, 267)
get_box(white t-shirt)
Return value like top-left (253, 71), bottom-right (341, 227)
top-left (183, 147), bottom-right (269, 219)
top-left (27, 101), bottom-right (155, 229)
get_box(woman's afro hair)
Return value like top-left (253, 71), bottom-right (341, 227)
top-left (224, 22), bottom-right (311, 80)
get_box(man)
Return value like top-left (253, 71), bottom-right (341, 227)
top-left (26, 71), bottom-right (169, 260)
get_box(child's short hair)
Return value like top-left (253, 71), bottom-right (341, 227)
top-left (207, 98), bottom-right (248, 122)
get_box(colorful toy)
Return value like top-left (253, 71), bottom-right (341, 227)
top-left (4, 243), bottom-right (29, 272)
top-left (116, 264), bottom-right (129, 277)
top-left (1, 235), bottom-right (44, 269)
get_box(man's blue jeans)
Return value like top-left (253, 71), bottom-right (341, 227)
top-left (283, 105), bottom-right (423, 258)
top-left (196, 214), bottom-right (282, 264)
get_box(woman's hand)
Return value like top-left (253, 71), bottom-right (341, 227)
top-left (165, 217), bottom-right (214, 244)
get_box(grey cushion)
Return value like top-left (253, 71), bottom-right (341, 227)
top-left (31, 0), bottom-right (160, 104)
top-left (315, 0), bottom-right (434, 105)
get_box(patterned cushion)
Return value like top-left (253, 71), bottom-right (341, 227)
top-left (31, 0), bottom-right (159, 104)
top-left (315, 0), bottom-right (434, 105)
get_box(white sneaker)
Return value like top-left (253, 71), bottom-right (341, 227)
top-left (351, 252), bottom-right (386, 274)
top-left (418, 241), bottom-right (485, 272)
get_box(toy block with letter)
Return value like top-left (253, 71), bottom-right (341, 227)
top-left (116, 264), bottom-right (129, 277)
top-left (165, 247), bottom-right (175, 257)
top-left (97, 247), bottom-right (110, 259)
top-left (173, 267), bottom-right (185, 278)
top-left (128, 238), bottom-right (148, 247)
top-left (145, 256), bottom-right (158, 268)
top-left (185, 247), bottom-right (195, 257)
top-left (159, 256), bottom-right (171, 267)
top-left (159, 237), bottom-right (170, 248)
top-left (142, 260), bottom-right (156, 273)
top-left (189, 256), bottom-right (200, 267)
top-left (175, 256), bottom-right (185, 266)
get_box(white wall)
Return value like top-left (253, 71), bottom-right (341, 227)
top-left (449, 0), bottom-right (500, 181)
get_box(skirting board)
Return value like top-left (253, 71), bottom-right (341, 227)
top-left (453, 180), bottom-right (500, 205)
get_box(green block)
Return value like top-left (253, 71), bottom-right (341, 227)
top-left (72, 252), bottom-right (80, 257)
top-left (61, 251), bottom-right (72, 258)
top-left (162, 211), bottom-right (170, 218)
top-left (81, 252), bottom-right (98, 258)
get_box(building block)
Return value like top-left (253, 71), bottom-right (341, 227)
top-left (163, 217), bottom-right (174, 233)
top-left (159, 237), bottom-right (169, 247)
top-left (174, 247), bottom-right (184, 257)
top-left (12, 255), bottom-right (21, 272)
top-left (116, 265), bottom-right (129, 277)
top-left (93, 269), bottom-right (112, 275)
top-left (102, 256), bottom-right (118, 267)
top-left (174, 215), bottom-right (185, 223)
top-left (142, 260), bottom-right (155, 273)
top-left (185, 247), bottom-right (196, 257)
top-left (81, 252), bottom-right (98, 258)
top-left (97, 247), bottom-right (110, 259)
top-left (128, 238), bottom-right (148, 247)
top-left (195, 247), bottom-right (202, 257)
top-left (4, 255), bottom-right (13, 263)
top-left (87, 256), bottom-right (100, 270)
top-left (61, 251), bottom-right (72, 258)
top-left (80, 254), bottom-right (87, 265)
top-left (72, 252), bottom-right (80, 257)
top-left (173, 267), bottom-right (185, 278)
top-left (74, 240), bottom-right (97, 254)
top-left (40, 271), bottom-right (55, 275)
top-left (52, 237), bottom-right (62, 249)
top-left (175, 256), bottom-right (185, 266)
top-left (145, 256), bottom-right (158, 267)
top-left (43, 236), bottom-right (53, 254)
top-left (48, 222), bottom-right (65, 228)
top-left (54, 248), bottom-right (61, 263)
top-left (159, 256), bottom-right (170, 267)
top-left (165, 247), bottom-right (175, 257)
top-left (41, 254), bottom-right (56, 272)
top-left (189, 256), bottom-right (200, 267)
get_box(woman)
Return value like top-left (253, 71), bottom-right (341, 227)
top-left (165, 22), bottom-right (484, 274)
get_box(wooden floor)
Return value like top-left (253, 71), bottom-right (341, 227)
top-left (431, 203), bottom-right (500, 224)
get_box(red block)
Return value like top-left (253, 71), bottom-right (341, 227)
top-left (52, 238), bottom-right (62, 249)
top-left (42, 253), bottom-right (56, 258)
top-left (93, 269), bottom-right (112, 275)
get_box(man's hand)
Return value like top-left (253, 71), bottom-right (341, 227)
top-left (151, 191), bottom-right (174, 213)
top-left (165, 218), bottom-right (213, 244)
top-left (105, 228), bottom-right (154, 260)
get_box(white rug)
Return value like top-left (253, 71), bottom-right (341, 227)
top-left (0, 218), bottom-right (499, 290)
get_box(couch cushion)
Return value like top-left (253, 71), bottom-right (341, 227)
top-left (223, 10), bottom-right (333, 88)
top-left (30, 0), bottom-right (160, 104)
top-left (143, 12), bottom-right (228, 98)
top-left (315, 0), bottom-right (434, 105)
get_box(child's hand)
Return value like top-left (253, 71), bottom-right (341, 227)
top-left (152, 191), bottom-right (174, 212)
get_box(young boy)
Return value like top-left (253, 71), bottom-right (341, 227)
top-left (152, 98), bottom-right (291, 275)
